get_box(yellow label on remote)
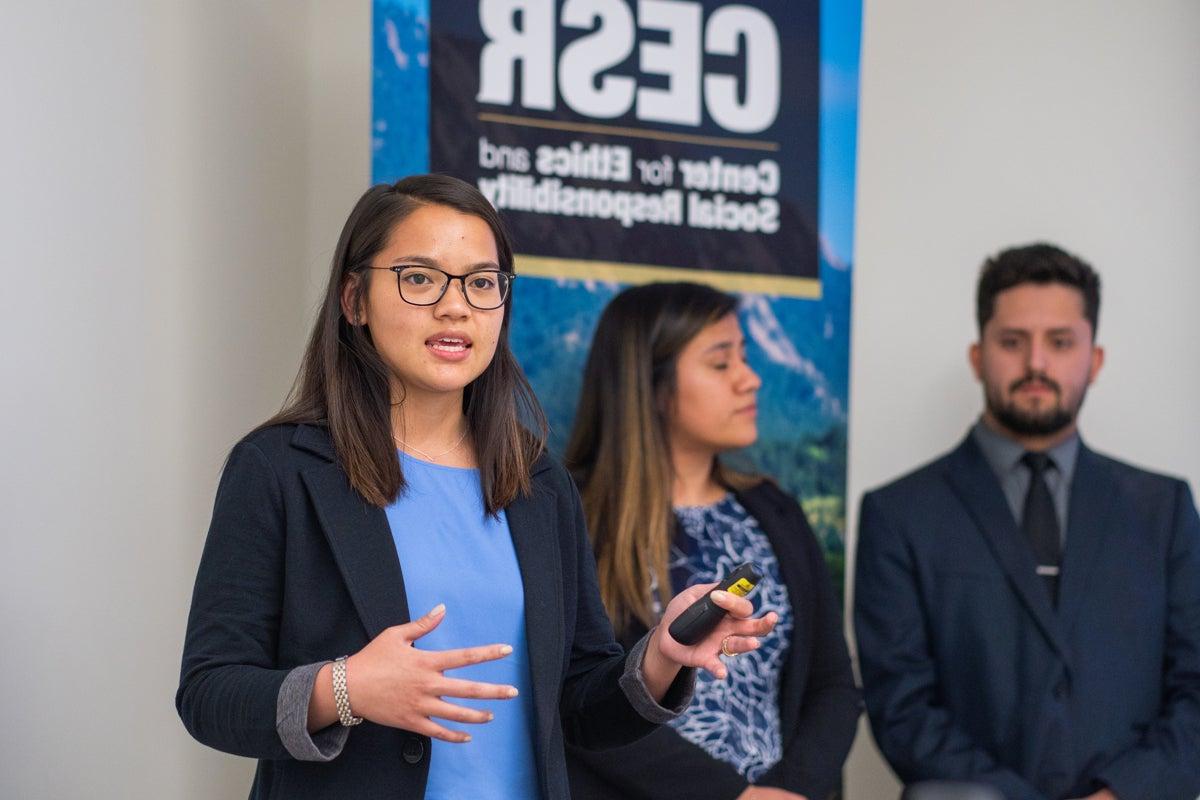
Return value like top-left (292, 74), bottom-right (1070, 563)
top-left (728, 578), bottom-right (755, 597)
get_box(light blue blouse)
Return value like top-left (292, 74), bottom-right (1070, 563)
top-left (385, 451), bottom-right (539, 800)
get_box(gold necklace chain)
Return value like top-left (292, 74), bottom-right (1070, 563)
top-left (393, 428), bottom-right (469, 462)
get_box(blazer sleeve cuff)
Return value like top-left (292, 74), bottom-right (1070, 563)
top-left (619, 627), bottom-right (695, 723)
top-left (276, 661), bottom-right (350, 762)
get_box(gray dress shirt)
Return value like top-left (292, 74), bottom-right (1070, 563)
top-left (971, 419), bottom-right (1080, 543)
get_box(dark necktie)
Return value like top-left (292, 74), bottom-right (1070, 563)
top-left (1021, 451), bottom-right (1062, 604)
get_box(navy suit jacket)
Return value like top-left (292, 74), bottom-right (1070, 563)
top-left (566, 481), bottom-right (861, 800)
top-left (177, 424), bottom-right (684, 799)
top-left (854, 434), bottom-right (1200, 800)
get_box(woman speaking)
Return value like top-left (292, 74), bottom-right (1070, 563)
top-left (176, 175), bottom-right (775, 799)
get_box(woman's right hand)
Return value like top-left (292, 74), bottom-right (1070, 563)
top-left (309, 604), bottom-right (518, 743)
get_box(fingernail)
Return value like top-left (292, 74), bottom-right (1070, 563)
top-left (712, 590), bottom-right (728, 601)
top-left (429, 603), bottom-right (446, 616)
top-left (499, 644), bottom-right (513, 655)
top-left (486, 712), bottom-right (494, 721)
top-left (717, 668), bottom-right (727, 680)
top-left (463, 735), bottom-right (472, 743)
top-left (507, 687), bottom-right (519, 698)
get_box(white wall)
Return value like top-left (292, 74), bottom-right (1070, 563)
top-left (0, 2), bottom-right (327, 796)
top-left (846, 1), bottom-right (1200, 797)
top-left (1, 2), bottom-right (1195, 798)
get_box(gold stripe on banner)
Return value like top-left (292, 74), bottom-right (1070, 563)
top-left (478, 112), bottom-right (781, 153)
top-left (514, 255), bottom-right (822, 299)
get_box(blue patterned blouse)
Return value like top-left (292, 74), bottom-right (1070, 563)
top-left (666, 494), bottom-right (794, 781)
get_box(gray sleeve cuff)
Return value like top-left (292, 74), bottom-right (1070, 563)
top-left (618, 627), bottom-right (696, 723)
top-left (276, 661), bottom-right (351, 762)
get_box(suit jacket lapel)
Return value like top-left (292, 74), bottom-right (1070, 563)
top-left (293, 425), bottom-right (411, 638)
top-left (943, 437), bottom-right (1070, 664)
top-left (1058, 445), bottom-right (1119, 637)
top-left (503, 469), bottom-right (564, 769)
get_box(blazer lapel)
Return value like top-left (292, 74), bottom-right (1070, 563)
top-left (1058, 445), bottom-right (1119, 637)
top-left (293, 425), bottom-right (411, 638)
top-left (504, 469), bottom-right (564, 768)
top-left (943, 437), bottom-right (1070, 664)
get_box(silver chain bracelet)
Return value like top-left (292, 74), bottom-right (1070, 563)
top-left (332, 655), bottom-right (363, 727)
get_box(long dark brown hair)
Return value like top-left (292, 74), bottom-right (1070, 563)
top-left (262, 174), bottom-right (546, 513)
top-left (565, 282), bottom-right (759, 634)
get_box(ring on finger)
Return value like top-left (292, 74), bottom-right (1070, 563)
top-left (720, 635), bottom-right (737, 658)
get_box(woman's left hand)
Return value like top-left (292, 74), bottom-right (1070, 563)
top-left (646, 582), bottom-right (777, 685)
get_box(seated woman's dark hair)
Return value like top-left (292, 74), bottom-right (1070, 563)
top-left (565, 281), bottom-right (758, 633)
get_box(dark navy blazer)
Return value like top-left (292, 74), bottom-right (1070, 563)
top-left (855, 435), bottom-right (1200, 800)
top-left (177, 424), bottom-right (681, 799)
top-left (566, 481), bottom-right (861, 800)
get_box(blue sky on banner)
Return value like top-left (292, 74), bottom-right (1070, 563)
top-left (819, 0), bottom-right (862, 266)
top-left (371, 0), bottom-right (429, 180)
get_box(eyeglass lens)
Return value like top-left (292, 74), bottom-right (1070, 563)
top-left (397, 266), bottom-right (510, 309)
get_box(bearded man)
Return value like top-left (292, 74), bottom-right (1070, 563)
top-left (854, 243), bottom-right (1200, 800)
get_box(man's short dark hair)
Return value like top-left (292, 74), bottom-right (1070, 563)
top-left (976, 242), bottom-right (1101, 337)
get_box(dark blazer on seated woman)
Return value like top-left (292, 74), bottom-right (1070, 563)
top-left (567, 480), bottom-right (862, 800)
top-left (177, 424), bottom-right (692, 800)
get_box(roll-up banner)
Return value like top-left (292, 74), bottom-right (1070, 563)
top-left (373, 0), bottom-right (861, 587)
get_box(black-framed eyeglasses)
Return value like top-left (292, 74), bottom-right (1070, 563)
top-left (366, 264), bottom-right (514, 310)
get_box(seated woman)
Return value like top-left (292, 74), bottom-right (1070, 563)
top-left (176, 176), bottom-right (776, 799)
top-left (565, 282), bottom-right (861, 800)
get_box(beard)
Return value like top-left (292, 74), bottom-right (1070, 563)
top-left (985, 372), bottom-right (1083, 437)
